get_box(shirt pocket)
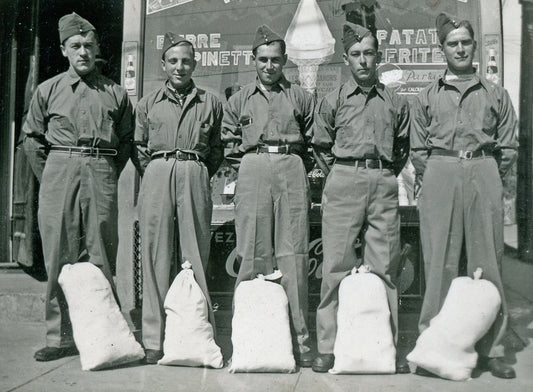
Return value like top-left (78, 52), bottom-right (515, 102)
top-left (373, 107), bottom-right (394, 155)
top-left (239, 115), bottom-right (258, 148)
top-left (481, 105), bottom-right (498, 136)
top-left (279, 110), bottom-right (301, 138)
top-left (48, 116), bottom-right (73, 141)
top-left (192, 120), bottom-right (212, 149)
top-left (96, 115), bottom-right (115, 145)
top-left (147, 116), bottom-right (164, 143)
top-left (379, 118), bottom-right (395, 157)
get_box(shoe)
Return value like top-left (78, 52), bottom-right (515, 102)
top-left (34, 346), bottom-right (79, 362)
top-left (415, 366), bottom-right (437, 377)
top-left (144, 349), bottom-right (163, 364)
top-left (479, 356), bottom-right (516, 379)
top-left (295, 351), bottom-right (315, 368)
top-left (312, 353), bottom-right (335, 373)
top-left (396, 359), bottom-right (411, 374)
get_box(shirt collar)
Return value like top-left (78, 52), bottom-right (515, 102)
top-left (345, 77), bottom-right (385, 99)
top-left (248, 74), bottom-right (290, 98)
top-left (156, 80), bottom-right (198, 104)
top-left (438, 69), bottom-right (485, 89)
top-left (65, 66), bottom-right (98, 86)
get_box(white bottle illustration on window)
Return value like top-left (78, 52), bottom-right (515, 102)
top-left (485, 49), bottom-right (499, 84)
top-left (125, 54), bottom-right (136, 92)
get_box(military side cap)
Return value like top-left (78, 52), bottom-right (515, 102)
top-left (436, 13), bottom-right (461, 44)
top-left (161, 32), bottom-right (193, 59)
top-left (342, 22), bottom-right (372, 52)
top-left (58, 12), bottom-right (95, 43)
top-left (252, 24), bottom-right (284, 52)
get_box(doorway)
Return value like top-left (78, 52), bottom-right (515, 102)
top-left (1, 0), bottom-right (124, 276)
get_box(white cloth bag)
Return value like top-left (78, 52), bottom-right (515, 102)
top-left (330, 265), bottom-right (396, 374)
top-left (407, 268), bottom-right (501, 381)
top-left (158, 261), bottom-right (223, 368)
top-left (229, 274), bottom-right (296, 373)
top-left (58, 263), bottom-right (145, 371)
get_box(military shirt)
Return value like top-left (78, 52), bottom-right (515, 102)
top-left (135, 81), bottom-right (223, 177)
top-left (222, 76), bottom-right (314, 167)
top-left (410, 73), bottom-right (518, 177)
top-left (312, 78), bottom-right (410, 175)
top-left (23, 67), bottom-right (134, 177)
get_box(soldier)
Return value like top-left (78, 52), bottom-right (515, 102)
top-left (410, 14), bottom-right (518, 379)
top-left (23, 13), bottom-right (134, 361)
top-left (312, 22), bottom-right (410, 373)
top-left (135, 34), bottom-right (224, 364)
top-left (222, 25), bottom-right (315, 367)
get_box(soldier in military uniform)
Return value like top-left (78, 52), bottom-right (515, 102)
top-left (23, 13), bottom-right (134, 362)
top-left (222, 25), bottom-right (315, 367)
top-left (410, 14), bottom-right (518, 379)
top-left (135, 35), bottom-right (224, 364)
top-left (312, 23), bottom-right (410, 373)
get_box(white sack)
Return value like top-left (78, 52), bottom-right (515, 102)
top-left (407, 268), bottom-right (501, 381)
top-left (229, 275), bottom-right (296, 373)
top-left (58, 263), bottom-right (145, 371)
top-left (330, 266), bottom-right (396, 374)
top-left (158, 261), bottom-right (223, 368)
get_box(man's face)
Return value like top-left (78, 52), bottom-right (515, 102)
top-left (61, 31), bottom-right (98, 76)
top-left (343, 35), bottom-right (380, 87)
top-left (253, 42), bottom-right (287, 87)
top-left (441, 27), bottom-right (476, 74)
top-left (162, 44), bottom-right (196, 90)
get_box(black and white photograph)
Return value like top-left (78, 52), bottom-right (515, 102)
top-left (0, 0), bottom-right (531, 391)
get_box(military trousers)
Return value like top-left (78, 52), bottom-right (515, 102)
top-left (139, 158), bottom-right (214, 351)
top-left (234, 153), bottom-right (311, 354)
top-left (38, 152), bottom-right (118, 348)
top-left (316, 163), bottom-right (400, 354)
top-left (418, 155), bottom-right (507, 358)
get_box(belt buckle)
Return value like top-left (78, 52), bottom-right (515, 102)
top-left (460, 150), bottom-right (473, 160)
top-left (80, 146), bottom-right (93, 155)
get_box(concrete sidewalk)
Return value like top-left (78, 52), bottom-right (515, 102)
top-left (1, 225), bottom-right (532, 392)
top-left (0, 283), bottom-right (531, 392)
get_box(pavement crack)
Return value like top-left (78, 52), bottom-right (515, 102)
top-left (6, 359), bottom-right (75, 392)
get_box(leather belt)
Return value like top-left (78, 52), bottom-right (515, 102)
top-left (151, 150), bottom-right (202, 161)
top-left (49, 145), bottom-right (117, 157)
top-left (335, 158), bottom-right (393, 170)
top-left (255, 145), bottom-right (293, 154)
top-left (430, 149), bottom-right (492, 159)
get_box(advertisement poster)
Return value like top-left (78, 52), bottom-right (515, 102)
top-left (143, 0), bottom-right (481, 100)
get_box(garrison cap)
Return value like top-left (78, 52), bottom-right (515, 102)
top-left (58, 12), bottom-right (95, 44)
top-left (252, 24), bottom-right (284, 52)
top-left (161, 32), bottom-right (193, 59)
top-left (342, 22), bottom-right (372, 52)
top-left (436, 13), bottom-right (461, 44)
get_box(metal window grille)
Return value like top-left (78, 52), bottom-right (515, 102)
top-left (133, 219), bottom-right (142, 309)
